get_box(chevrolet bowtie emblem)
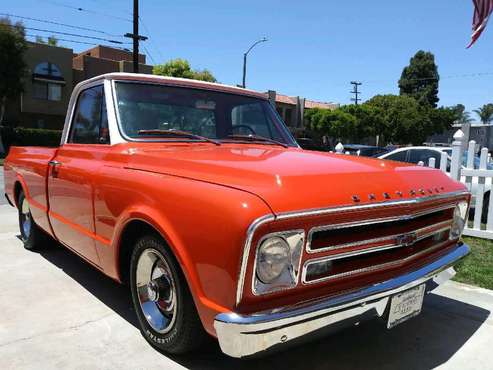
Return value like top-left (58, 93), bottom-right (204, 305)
top-left (396, 232), bottom-right (418, 247)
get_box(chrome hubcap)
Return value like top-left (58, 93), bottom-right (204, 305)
top-left (20, 198), bottom-right (32, 239)
top-left (136, 249), bottom-right (177, 334)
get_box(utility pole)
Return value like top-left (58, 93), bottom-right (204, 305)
top-left (350, 81), bottom-right (362, 105)
top-left (124, 0), bottom-right (148, 73)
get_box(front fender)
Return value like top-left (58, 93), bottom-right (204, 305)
top-left (93, 167), bottom-right (273, 335)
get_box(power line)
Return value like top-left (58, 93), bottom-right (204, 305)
top-left (0, 13), bottom-right (124, 37)
top-left (365, 72), bottom-right (493, 85)
top-left (4, 23), bottom-right (129, 44)
top-left (25, 33), bottom-right (130, 50)
top-left (139, 16), bottom-right (164, 63)
top-left (142, 44), bottom-right (156, 64)
top-left (42, 0), bottom-right (132, 22)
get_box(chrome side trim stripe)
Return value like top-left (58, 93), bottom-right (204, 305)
top-left (235, 190), bottom-right (469, 305)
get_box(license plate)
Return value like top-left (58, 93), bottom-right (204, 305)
top-left (387, 284), bottom-right (425, 329)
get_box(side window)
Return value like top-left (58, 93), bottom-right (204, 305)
top-left (409, 149), bottom-right (440, 168)
top-left (384, 150), bottom-right (408, 162)
top-left (69, 85), bottom-right (109, 144)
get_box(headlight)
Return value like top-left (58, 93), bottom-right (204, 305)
top-left (253, 230), bottom-right (305, 295)
top-left (449, 201), bottom-right (468, 240)
top-left (256, 237), bottom-right (290, 283)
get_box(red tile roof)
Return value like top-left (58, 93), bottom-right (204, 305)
top-left (265, 92), bottom-right (337, 110)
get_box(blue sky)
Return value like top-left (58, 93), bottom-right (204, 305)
top-left (5, 0), bottom-right (493, 115)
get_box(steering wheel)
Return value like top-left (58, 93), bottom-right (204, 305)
top-left (230, 124), bottom-right (256, 136)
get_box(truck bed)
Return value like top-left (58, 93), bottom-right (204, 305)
top-left (4, 146), bottom-right (58, 234)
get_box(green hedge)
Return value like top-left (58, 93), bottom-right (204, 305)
top-left (1, 126), bottom-right (62, 155)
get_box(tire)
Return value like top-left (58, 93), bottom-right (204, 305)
top-left (129, 235), bottom-right (208, 355)
top-left (17, 191), bottom-right (50, 251)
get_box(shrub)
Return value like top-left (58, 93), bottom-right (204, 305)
top-left (1, 126), bottom-right (62, 155)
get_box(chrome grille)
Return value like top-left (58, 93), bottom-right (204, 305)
top-left (302, 205), bottom-right (456, 284)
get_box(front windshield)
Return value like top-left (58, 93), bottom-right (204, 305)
top-left (114, 81), bottom-right (297, 146)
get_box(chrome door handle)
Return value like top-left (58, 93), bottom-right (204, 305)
top-left (48, 160), bottom-right (61, 166)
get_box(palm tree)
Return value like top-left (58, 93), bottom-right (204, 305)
top-left (452, 104), bottom-right (473, 124)
top-left (474, 103), bottom-right (493, 124)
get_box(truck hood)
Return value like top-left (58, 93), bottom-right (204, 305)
top-left (123, 144), bottom-right (465, 214)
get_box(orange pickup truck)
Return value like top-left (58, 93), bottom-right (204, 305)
top-left (3, 73), bottom-right (470, 358)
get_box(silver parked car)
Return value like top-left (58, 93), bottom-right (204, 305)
top-left (379, 146), bottom-right (491, 223)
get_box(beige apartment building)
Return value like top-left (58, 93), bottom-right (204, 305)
top-left (4, 42), bottom-right (336, 132)
top-left (5, 43), bottom-right (152, 129)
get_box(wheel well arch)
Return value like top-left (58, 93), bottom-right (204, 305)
top-left (117, 219), bottom-right (179, 286)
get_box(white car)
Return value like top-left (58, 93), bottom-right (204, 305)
top-left (379, 146), bottom-right (491, 222)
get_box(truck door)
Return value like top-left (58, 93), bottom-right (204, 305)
top-left (47, 84), bottom-right (111, 265)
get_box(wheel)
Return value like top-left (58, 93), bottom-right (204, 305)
top-left (129, 235), bottom-right (208, 355)
top-left (17, 191), bottom-right (49, 251)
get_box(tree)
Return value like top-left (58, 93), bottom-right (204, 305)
top-left (451, 104), bottom-right (473, 124)
top-left (153, 58), bottom-right (217, 82)
top-left (35, 35), bottom-right (59, 46)
top-left (366, 94), bottom-right (424, 144)
top-left (339, 104), bottom-right (383, 141)
top-left (399, 50), bottom-right (439, 108)
top-left (426, 106), bottom-right (456, 137)
top-left (474, 103), bottom-right (493, 124)
top-left (305, 108), bottom-right (356, 143)
top-left (0, 18), bottom-right (27, 126)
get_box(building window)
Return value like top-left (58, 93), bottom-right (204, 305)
top-left (32, 62), bottom-right (65, 101)
top-left (34, 62), bottom-right (62, 77)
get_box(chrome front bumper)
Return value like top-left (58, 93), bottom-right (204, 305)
top-left (214, 242), bottom-right (469, 358)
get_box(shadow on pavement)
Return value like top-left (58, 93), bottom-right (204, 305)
top-left (39, 241), bottom-right (138, 329)
top-left (39, 243), bottom-right (490, 370)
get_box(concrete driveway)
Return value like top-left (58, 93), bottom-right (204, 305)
top-left (0, 169), bottom-right (6, 205)
top-left (0, 176), bottom-right (492, 369)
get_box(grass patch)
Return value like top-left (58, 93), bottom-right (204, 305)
top-left (453, 236), bottom-right (493, 290)
top-left (0, 158), bottom-right (3, 166)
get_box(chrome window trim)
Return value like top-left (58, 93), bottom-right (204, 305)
top-left (302, 237), bottom-right (453, 285)
top-left (251, 230), bottom-right (305, 297)
top-left (61, 79), bottom-right (106, 145)
top-left (235, 190), bottom-right (469, 305)
top-left (110, 79), bottom-right (297, 146)
top-left (305, 203), bottom-right (456, 254)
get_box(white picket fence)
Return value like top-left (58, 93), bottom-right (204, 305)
top-left (334, 132), bottom-right (493, 240)
top-left (430, 130), bottom-right (493, 240)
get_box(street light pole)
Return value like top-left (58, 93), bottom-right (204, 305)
top-left (241, 37), bottom-right (268, 88)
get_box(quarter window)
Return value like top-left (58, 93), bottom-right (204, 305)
top-left (69, 85), bottom-right (109, 144)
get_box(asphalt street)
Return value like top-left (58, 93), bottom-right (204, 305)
top-left (0, 172), bottom-right (492, 370)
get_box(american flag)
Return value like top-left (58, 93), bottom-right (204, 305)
top-left (467, 0), bottom-right (493, 47)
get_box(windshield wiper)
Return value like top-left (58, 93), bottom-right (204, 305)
top-left (224, 134), bottom-right (289, 148)
top-left (137, 129), bottom-right (221, 146)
